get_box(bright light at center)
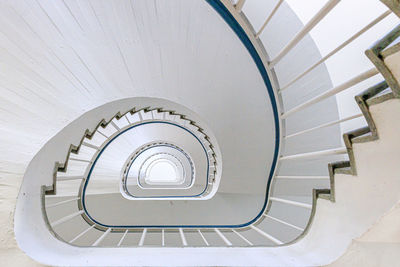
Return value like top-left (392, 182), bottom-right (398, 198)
top-left (145, 159), bottom-right (179, 183)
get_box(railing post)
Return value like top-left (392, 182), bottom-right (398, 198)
top-left (256, 0), bottom-right (284, 38)
top-left (269, 0), bottom-right (341, 67)
top-left (138, 228), bottom-right (147, 246)
top-left (117, 230), bottom-right (128, 247)
top-left (179, 228), bottom-right (188, 246)
top-left (214, 229), bottom-right (232, 246)
top-left (197, 230), bottom-right (209, 246)
top-left (92, 228), bottom-right (111, 246)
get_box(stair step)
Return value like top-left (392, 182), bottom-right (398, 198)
top-left (352, 131), bottom-right (374, 144)
top-left (366, 90), bottom-right (394, 106)
top-left (318, 193), bottom-right (332, 201)
top-left (334, 167), bottom-right (352, 175)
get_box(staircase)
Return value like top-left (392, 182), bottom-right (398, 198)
top-left (8, 0), bottom-right (400, 266)
top-left (49, 107), bottom-right (218, 199)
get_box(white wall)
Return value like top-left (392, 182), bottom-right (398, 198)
top-left (0, 173), bottom-right (44, 267)
top-left (329, 201), bottom-right (400, 267)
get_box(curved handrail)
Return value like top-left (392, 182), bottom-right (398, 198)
top-left (122, 142), bottom-right (195, 191)
top-left (49, 107), bottom-right (217, 195)
top-left (81, 121), bottom-right (212, 200)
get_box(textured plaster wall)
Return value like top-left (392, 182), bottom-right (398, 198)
top-left (0, 174), bottom-right (44, 266)
top-left (328, 201), bottom-right (400, 267)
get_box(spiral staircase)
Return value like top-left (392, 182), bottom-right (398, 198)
top-left (0, 0), bottom-right (399, 266)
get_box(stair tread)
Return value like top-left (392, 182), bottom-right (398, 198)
top-left (352, 131), bottom-right (374, 143)
top-left (334, 167), bottom-right (352, 175)
top-left (366, 90), bottom-right (394, 106)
